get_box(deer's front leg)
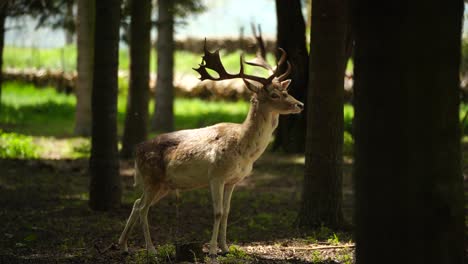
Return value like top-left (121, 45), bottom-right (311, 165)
top-left (209, 179), bottom-right (225, 256)
top-left (219, 184), bottom-right (235, 253)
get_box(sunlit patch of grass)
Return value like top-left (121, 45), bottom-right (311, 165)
top-left (3, 45), bottom-right (77, 71)
top-left (1, 81), bottom-right (250, 139)
top-left (35, 137), bottom-right (90, 159)
top-left (344, 104), bottom-right (353, 134)
top-left (174, 98), bottom-right (249, 130)
top-left (0, 130), bottom-right (39, 158)
top-left (0, 82), bottom-right (76, 136)
top-left (3, 45), bottom-right (247, 75)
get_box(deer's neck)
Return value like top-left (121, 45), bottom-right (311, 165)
top-left (239, 97), bottom-right (278, 161)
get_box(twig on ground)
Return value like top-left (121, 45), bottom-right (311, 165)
top-left (288, 244), bottom-right (355, 250)
top-left (95, 242), bottom-right (119, 254)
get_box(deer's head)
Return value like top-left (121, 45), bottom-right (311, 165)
top-left (194, 37), bottom-right (304, 115)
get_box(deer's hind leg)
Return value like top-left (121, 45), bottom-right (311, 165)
top-left (118, 197), bottom-right (142, 252)
top-left (139, 185), bottom-right (169, 254)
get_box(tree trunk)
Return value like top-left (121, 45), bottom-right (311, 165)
top-left (273, 0), bottom-right (308, 153)
top-left (0, 3), bottom-right (5, 112)
top-left (120, 0), bottom-right (152, 158)
top-left (65, 0), bottom-right (74, 45)
top-left (298, 0), bottom-right (348, 229)
top-left (353, 1), bottom-right (464, 263)
top-left (89, 0), bottom-right (121, 211)
top-left (152, 0), bottom-right (174, 132)
top-left (74, 0), bottom-right (94, 136)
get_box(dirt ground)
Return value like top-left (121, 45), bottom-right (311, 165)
top-left (0, 150), bottom-right (358, 264)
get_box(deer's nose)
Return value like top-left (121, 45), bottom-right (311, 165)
top-left (296, 102), bottom-right (304, 110)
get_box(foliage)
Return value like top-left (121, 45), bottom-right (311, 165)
top-left (305, 224), bottom-right (350, 245)
top-left (217, 245), bottom-right (253, 264)
top-left (173, 0), bottom-right (205, 19)
top-left (4, 0), bottom-right (72, 31)
top-left (0, 130), bottom-right (39, 158)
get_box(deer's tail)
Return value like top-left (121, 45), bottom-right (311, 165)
top-left (133, 161), bottom-right (142, 188)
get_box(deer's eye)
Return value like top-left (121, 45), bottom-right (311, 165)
top-left (270, 93), bottom-right (280, 99)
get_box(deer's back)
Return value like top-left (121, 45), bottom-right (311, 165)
top-left (135, 123), bottom-right (244, 189)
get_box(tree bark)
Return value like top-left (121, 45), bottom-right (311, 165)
top-left (298, 0), bottom-right (348, 229)
top-left (152, 0), bottom-right (174, 132)
top-left (0, 2), bottom-right (6, 112)
top-left (273, 0), bottom-right (308, 153)
top-left (74, 0), bottom-right (94, 136)
top-left (353, 1), bottom-right (464, 263)
top-left (89, 0), bottom-right (121, 211)
top-left (120, 0), bottom-right (152, 158)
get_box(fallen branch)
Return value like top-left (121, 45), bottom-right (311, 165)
top-left (288, 244), bottom-right (355, 250)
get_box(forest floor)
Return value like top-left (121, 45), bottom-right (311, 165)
top-left (0, 151), bottom-right (355, 264)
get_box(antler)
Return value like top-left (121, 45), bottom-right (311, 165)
top-left (193, 38), bottom-right (292, 87)
top-left (193, 40), bottom-right (272, 86)
top-left (245, 24), bottom-right (292, 81)
top-left (277, 49), bottom-right (292, 81)
top-left (244, 24), bottom-right (274, 73)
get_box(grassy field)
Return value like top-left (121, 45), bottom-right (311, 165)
top-left (3, 45), bottom-right (354, 75)
top-left (3, 45), bottom-right (275, 75)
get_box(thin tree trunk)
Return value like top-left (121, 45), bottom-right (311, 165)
top-left (298, 0), bottom-right (348, 229)
top-left (273, 0), bottom-right (308, 153)
top-left (0, 3), bottom-right (6, 112)
top-left (89, 0), bottom-right (121, 211)
top-left (121, 0), bottom-right (151, 158)
top-left (65, 0), bottom-right (74, 45)
top-left (353, 1), bottom-right (464, 263)
top-left (74, 0), bottom-right (94, 136)
top-left (152, 0), bottom-right (174, 132)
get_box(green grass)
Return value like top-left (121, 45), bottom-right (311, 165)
top-left (0, 130), bottom-right (39, 158)
top-left (3, 45), bottom-right (260, 74)
top-left (0, 81), bottom-right (250, 137)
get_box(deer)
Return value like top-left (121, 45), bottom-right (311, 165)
top-left (118, 27), bottom-right (304, 258)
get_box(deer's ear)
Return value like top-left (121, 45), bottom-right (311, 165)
top-left (243, 79), bottom-right (260, 93)
top-left (280, 79), bottom-right (292, 90)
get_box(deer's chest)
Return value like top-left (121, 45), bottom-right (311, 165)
top-left (221, 157), bottom-right (254, 184)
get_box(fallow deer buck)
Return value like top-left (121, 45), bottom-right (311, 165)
top-left (118, 30), bottom-right (304, 258)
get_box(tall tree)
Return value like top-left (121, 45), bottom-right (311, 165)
top-left (89, 0), bottom-right (122, 210)
top-left (151, 0), bottom-right (204, 132)
top-left (74, 0), bottom-right (94, 136)
top-left (120, 0), bottom-right (152, 158)
top-left (273, 0), bottom-right (309, 153)
top-left (298, 0), bottom-right (348, 228)
top-left (353, 1), bottom-right (464, 263)
top-left (152, 0), bottom-right (175, 132)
